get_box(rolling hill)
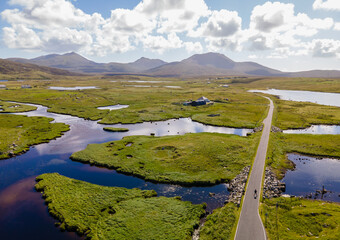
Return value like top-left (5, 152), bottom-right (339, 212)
top-left (8, 52), bottom-right (167, 74)
top-left (7, 52), bottom-right (340, 78)
top-left (0, 58), bottom-right (81, 77)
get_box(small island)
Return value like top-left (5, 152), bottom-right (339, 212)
top-left (103, 127), bottom-right (129, 132)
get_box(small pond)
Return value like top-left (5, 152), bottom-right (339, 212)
top-left (0, 80), bottom-right (8, 82)
top-left (97, 104), bottom-right (129, 110)
top-left (0, 102), bottom-right (254, 239)
top-left (125, 85), bottom-right (152, 88)
top-left (282, 154), bottom-right (340, 202)
top-left (127, 80), bottom-right (167, 83)
top-left (249, 89), bottom-right (340, 107)
top-left (284, 125), bottom-right (340, 135)
top-left (49, 86), bottom-right (98, 90)
top-left (165, 86), bottom-right (182, 89)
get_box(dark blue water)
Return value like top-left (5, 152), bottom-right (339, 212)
top-left (282, 154), bottom-right (340, 201)
top-left (0, 103), bottom-right (243, 240)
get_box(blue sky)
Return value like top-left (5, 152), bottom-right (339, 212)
top-left (1, 0), bottom-right (340, 71)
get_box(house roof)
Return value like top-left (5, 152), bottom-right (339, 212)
top-left (197, 96), bottom-right (209, 102)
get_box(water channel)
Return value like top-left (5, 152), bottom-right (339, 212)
top-left (249, 89), bottom-right (340, 107)
top-left (0, 103), bottom-right (252, 240)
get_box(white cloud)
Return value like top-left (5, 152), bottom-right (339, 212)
top-left (313, 0), bottom-right (340, 11)
top-left (243, 1), bottom-right (334, 58)
top-left (3, 24), bottom-right (41, 49)
top-left (310, 39), bottom-right (340, 58)
top-left (191, 10), bottom-right (241, 38)
top-left (334, 23), bottom-right (340, 30)
top-left (135, 0), bottom-right (209, 34)
top-left (250, 2), bottom-right (294, 33)
top-left (142, 33), bottom-right (183, 53)
top-left (184, 42), bottom-right (203, 53)
top-left (0, 0), bottom-right (339, 61)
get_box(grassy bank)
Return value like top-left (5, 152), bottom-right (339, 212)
top-left (199, 203), bottom-right (238, 240)
top-left (267, 133), bottom-right (340, 178)
top-left (0, 114), bottom-right (69, 159)
top-left (35, 173), bottom-right (205, 240)
top-left (272, 99), bottom-right (340, 130)
top-left (0, 101), bottom-right (37, 113)
top-left (71, 132), bottom-right (260, 185)
top-left (261, 197), bottom-right (340, 240)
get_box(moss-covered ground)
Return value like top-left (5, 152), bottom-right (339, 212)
top-left (272, 99), bottom-right (340, 130)
top-left (200, 203), bottom-right (238, 240)
top-left (71, 132), bottom-right (260, 185)
top-left (0, 101), bottom-right (37, 113)
top-left (267, 133), bottom-right (340, 178)
top-left (261, 197), bottom-right (340, 240)
top-left (35, 173), bottom-right (205, 240)
top-left (0, 114), bottom-right (69, 159)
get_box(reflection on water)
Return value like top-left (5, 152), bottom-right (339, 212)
top-left (97, 104), bottom-right (129, 110)
top-left (49, 86), bottom-right (98, 90)
top-left (283, 154), bottom-right (340, 201)
top-left (0, 177), bottom-right (81, 240)
top-left (249, 89), bottom-right (340, 107)
top-left (284, 125), bottom-right (340, 134)
top-left (0, 102), bottom-right (253, 239)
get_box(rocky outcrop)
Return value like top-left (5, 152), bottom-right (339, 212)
top-left (271, 126), bottom-right (282, 133)
top-left (226, 166), bottom-right (251, 206)
top-left (254, 125), bottom-right (263, 133)
top-left (263, 168), bottom-right (285, 199)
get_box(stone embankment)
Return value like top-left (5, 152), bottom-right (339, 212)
top-left (263, 168), bottom-right (286, 199)
top-left (226, 166), bottom-right (251, 206)
top-left (253, 125), bottom-right (263, 133)
top-left (271, 126), bottom-right (283, 133)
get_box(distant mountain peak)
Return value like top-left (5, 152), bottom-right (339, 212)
top-left (129, 57), bottom-right (167, 70)
top-left (183, 52), bottom-right (235, 69)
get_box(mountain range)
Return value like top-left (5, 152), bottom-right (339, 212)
top-left (5, 52), bottom-right (340, 78)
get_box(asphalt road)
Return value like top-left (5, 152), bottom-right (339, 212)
top-left (234, 97), bottom-right (274, 240)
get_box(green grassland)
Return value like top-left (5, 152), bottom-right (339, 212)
top-left (271, 99), bottom-right (340, 130)
top-left (71, 132), bottom-right (260, 185)
top-left (0, 114), bottom-right (69, 159)
top-left (35, 173), bottom-right (205, 240)
top-left (261, 197), bottom-right (340, 240)
top-left (103, 127), bottom-right (129, 132)
top-left (267, 133), bottom-right (340, 178)
top-left (0, 78), bottom-right (268, 128)
top-left (0, 101), bottom-right (37, 112)
top-left (199, 203), bottom-right (238, 240)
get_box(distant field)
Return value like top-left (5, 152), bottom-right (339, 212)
top-left (71, 132), bottom-right (260, 185)
top-left (0, 114), bottom-right (69, 159)
top-left (261, 197), bottom-right (340, 240)
top-left (35, 173), bottom-right (205, 240)
top-left (0, 77), bottom-right (268, 128)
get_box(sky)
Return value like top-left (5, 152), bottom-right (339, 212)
top-left (0, 0), bottom-right (340, 72)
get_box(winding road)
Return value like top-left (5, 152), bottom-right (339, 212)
top-left (234, 97), bottom-right (274, 240)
